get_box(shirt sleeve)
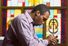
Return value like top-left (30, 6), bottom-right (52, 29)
top-left (12, 17), bottom-right (49, 46)
top-left (33, 32), bottom-right (49, 46)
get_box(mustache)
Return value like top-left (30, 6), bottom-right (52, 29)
top-left (43, 18), bottom-right (47, 21)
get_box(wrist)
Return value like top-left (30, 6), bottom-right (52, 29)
top-left (46, 39), bottom-right (51, 44)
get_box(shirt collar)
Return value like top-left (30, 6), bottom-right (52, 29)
top-left (24, 11), bottom-right (33, 23)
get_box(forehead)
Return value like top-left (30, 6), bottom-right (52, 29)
top-left (44, 11), bottom-right (50, 15)
top-left (42, 11), bottom-right (50, 19)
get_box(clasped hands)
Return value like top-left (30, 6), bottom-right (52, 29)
top-left (46, 35), bottom-right (58, 45)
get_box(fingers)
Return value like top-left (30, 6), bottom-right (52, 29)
top-left (51, 36), bottom-right (58, 45)
top-left (51, 39), bottom-right (58, 45)
top-left (47, 35), bottom-right (57, 41)
top-left (47, 35), bottom-right (58, 45)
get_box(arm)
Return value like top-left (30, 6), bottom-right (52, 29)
top-left (33, 32), bottom-right (49, 46)
top-left (12, 17), bottom-right (49, 46)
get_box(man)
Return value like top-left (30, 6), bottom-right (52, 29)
top-left (2, 4), bottom-right (57, 46)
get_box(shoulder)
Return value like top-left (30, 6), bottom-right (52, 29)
top-left (13, 14), bottom-right (28, 24)
top-left (15, 14), bottom-right (26, 20)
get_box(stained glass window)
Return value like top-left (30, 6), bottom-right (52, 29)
top-left (1, 0), bottom-right (65, 44)
top-left (6, 9), bottom-right (21, 30)
top-left (7, 0), bottom-right (61, 7)
top-left (46, 9), bottom-right (61, 44)
top-left (34, 25), bottom-right (43, 39)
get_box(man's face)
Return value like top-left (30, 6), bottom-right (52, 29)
top-left (34, 11), bottom-right (50, 25)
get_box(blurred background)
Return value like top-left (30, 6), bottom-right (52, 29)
top-left (0, 0), bottom-right (68, 46)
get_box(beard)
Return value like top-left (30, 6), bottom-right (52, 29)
top-left (33, 15), bottom-right (47, 26)
top-left (33, 19), bottom-right (44, 26)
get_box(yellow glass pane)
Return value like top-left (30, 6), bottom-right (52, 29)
top-left (54, 9), bottom-right (58, 15)
top-left (14, 9), bottom-right (21, 17)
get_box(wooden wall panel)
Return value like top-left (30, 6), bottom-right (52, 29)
top-left (65, 0), bottom-right (68, 46)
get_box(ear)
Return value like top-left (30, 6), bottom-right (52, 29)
top-left (35, 11), bottom-right (40, 16)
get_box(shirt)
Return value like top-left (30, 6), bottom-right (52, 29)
top-left (3, 11), bottom-right (49, 46)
